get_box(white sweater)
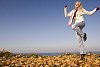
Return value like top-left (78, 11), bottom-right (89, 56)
top-left (64, 8), bottom-right (97, 23)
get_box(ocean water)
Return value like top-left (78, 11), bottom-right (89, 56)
top-left (37, 53), bottom-right (63, 56)
top-left (37, 52), bottom-right (100, 56)
top-left (14, 52), bottom-right (100, 56)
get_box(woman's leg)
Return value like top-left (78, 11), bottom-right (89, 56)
top-left (76, 32), bottom-right (85, 54)
top-left (72, 23), bottom-right (84, 38)
top-left (72, 22), bottom-right (86, 41)
top-left (72, 22), bottom-right (86, 54)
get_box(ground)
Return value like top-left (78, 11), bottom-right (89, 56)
top-left (0, 52), bottom-right (100, 67)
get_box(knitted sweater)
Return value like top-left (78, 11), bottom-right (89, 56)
top-left (64, 8), bottom-right (97, 23)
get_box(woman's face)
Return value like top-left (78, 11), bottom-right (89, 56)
top-left (75, 1), bottom-right (81, 8)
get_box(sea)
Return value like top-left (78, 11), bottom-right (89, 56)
top-left (37, 52), bottom-right (100, 56)
top-left (14, 52), bottom-right (100, 56)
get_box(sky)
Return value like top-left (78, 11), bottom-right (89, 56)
top-left (0, 0), bottom-right (100, 53)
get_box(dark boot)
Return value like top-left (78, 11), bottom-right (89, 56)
top-left (83, 33), bottom-right (87, 42)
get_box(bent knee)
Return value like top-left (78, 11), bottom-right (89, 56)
top-left (71, 25), bottom-right (75, 30)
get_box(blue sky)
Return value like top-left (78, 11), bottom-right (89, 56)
top-left (0, 0), bottom-right (100, 53)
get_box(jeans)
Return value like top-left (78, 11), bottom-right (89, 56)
top-left (71, 21), bottom-right (85, 54)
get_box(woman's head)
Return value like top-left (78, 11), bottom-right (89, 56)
top-left (75, 1), bottom-right (82, 9)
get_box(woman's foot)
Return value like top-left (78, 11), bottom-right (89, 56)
top-left (83, 33), bottom-right (87, 42)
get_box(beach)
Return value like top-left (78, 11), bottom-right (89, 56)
top-left (0, 51), bottom-right (100, 67)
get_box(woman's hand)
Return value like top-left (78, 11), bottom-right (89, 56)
top-left (68, 22), bottom-right (71, 27)
top-left (64, 5), bottom-right (67, 8)
top-left (96, 7), bottom-right (100, 11)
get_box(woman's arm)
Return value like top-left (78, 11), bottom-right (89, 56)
top-left (83, 8), bottom-right (97, 15)
top-left (64, 6), bottom-right (74, 18)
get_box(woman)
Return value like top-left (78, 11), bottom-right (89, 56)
top-left (64, 1), bottom-right (99, 54)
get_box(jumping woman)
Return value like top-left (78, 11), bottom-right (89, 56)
top-left (64, 1), bottom-right (99, 54)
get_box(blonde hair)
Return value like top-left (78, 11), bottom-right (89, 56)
top-left (75, 1), bottom-right (84, 12)
top-left (75, 1), bottom-right (83, 9)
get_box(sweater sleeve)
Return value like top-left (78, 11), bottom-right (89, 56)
top-left (64, 7), bottom-right (74, 17)
top-left (83, 8), bottom-right (97, 15)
